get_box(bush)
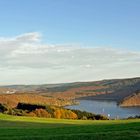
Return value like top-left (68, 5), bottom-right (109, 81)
top-left (6, 108), bottom-right (28, 116)
top-left (94, 114), bottom-right (109, 120)
top-left (53, 109), bottom-right (77, 119)
top-left (70, 109), bottom-right (109, 120)
top-left (17, 103), bottom-right (46, 111)
top-left (127, 115), bottom-right (140, 119)
top-left (33, 109), bottom-right (51, 118)
top-left (45, 106), bottom-right (55, 115)
top-left (0, 103), bottom-right (8, 113)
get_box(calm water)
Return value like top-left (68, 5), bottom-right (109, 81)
top-left (65, 100), bottom-right (140, 119)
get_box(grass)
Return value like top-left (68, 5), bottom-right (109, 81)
top-left (0, 114), bottom-right (140, 140)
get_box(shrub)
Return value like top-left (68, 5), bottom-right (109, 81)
top-left (26, 111), bottom-right (37, 117)
top-left (53, 109), bottom-right (77, 119)
top-left (95, 114), bottom-right (109, 120)
top-left (70, 109), bottom-right (109, 120)
top-left (33, 109), bottom-right (51, 118)
top-left (17, 103), bottom-right (46, 111)
top-left (0, 103), bottom-right (8, 113)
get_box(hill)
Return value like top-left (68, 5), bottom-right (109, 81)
top-left (0, 113), bottom-right (140, 140)
top-left (0, 77), bottom-right (140, 106)
top-left (0, 94), bottom-right (75, 108)
top-left (120, 90), bottom-right (140, 107)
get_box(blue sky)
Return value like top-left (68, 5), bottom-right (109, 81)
top-left (0, 0), bottom-right (140, 84)
top-left (0, 0), bottom-right (140, 50)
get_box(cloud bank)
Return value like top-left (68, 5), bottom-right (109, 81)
top-left (0, 32), bottom-right (140, 85)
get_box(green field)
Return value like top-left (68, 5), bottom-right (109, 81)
top-left (0, 114), bottom-right (140, 140)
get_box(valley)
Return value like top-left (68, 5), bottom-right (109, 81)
top-left (0, 77), bottom-right (140, 120)
top-left (1, 77), bottom-right (140, 107)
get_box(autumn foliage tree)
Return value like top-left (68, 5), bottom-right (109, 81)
top-left (54, 109), bottom-right (77, 119)
top-left (32, 109), bottom-right (51, 118)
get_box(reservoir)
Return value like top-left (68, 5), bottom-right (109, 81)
top-left (65, 100), bottom-right (140, 119)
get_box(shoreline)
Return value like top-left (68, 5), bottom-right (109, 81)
top-left (75, 96), bottom-right (140, 107)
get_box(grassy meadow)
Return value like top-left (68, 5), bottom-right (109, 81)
top-left (0, 113), bottom-right (140, 140)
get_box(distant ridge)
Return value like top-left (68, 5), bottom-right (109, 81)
top-left (0, 77), bottom-right (140, 106)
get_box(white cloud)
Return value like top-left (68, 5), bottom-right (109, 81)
top-left (15, 32), bottom-right (41, 42)
top-left (0, 32), bottom-right (140, 85)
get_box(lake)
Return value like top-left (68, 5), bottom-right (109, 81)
top-left (65, 100), bottom-right (140, 119)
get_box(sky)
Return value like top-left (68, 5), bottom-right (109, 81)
top-left (0, 0), bottom-right (140, 85)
